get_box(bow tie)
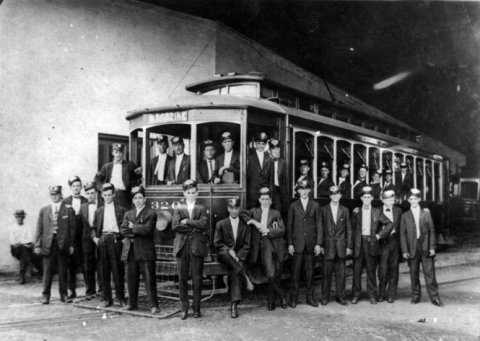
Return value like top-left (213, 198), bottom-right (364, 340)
top-left (385, 208), bottom-right (391, 212)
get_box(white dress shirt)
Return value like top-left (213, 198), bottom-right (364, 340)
top-left (411, 206), bottom-right (421, 239)
top-left (330, 203), bottom-right (339, 224)
top-left (223, 150), bottom-right (233, 168)
top-left (51, 202), bottom-right (61, 233)
top-left (72, 197), bottom-right (81, 215)
top-left (338, 177), bottom-right (346, 185)
top-left (383, 206), bottom-right (395, 233)
top-left (300, 198), bottom-right (309, 211)
top-left (230, 217), bottom-right (239, 242)
top-left (103, 203), bottom-right (119, 233)
top-left (111, 162), bottom-right (126, 190)
top-left (136, 205), bottom-right (145, 217)
top-left (175, 153), bottom-right (185, 180)
top-left (9, 223), bottom-right (33, 245)
top-left (260, 208), bottom-right (269, 235)
top-left (155, 153), bottom-right (168, 181)
top-left (186, 201), bottom-right (195, 220)
top-left (361, 206), bottom-right (372, 236)
top-left (88, 203), bottom-right (97, 227)
top-left (256, 150), bottom-right (264, 169)
top-left (274, 160), bottom-right (279, 186)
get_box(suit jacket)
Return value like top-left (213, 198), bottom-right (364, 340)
top-left (150, 153), bottom-right (173, 185)
top-left (214, 217), bottom-right (251, 262)
top-left (247, 152), bottom-right (271, 204)
top-left (353, 179), bottom-right (368, 199)
top-left (166, 154), bottom-right (191, 185)
top-left (286, 199), bottom-right (322, 253)
top-left (92, 204), bottom-right (127, 238)
top-left (239, 207), bottom-right (288, 264)
top-left (268, 158), bottom-right (287, 190)
top-left (120, 207), bottom-right (157, 261)
top-left (370, 183), bottom-right (382, 199)
top-left (378, 204), bottom-right (403, 239)
top-left (317, 177), bottom-right (335, 198)
top-left (63, 195), bottom-right (88, 247)
top-left (94, 160), bottom-right (141, 192)
top-left (35, 202), bottom-right (76, 256)
top-left (172, 202), bottom-right (208, 257)
top-left (351, 206), bottom-right (393, 258)
top-left (196, 158), bottom-right (219, 184)
top-left (79, 202), bottom-right (98, 253)
top-left (215, 150), bottom-right (240, 184)
top-left (395, 172), bottom-right (414, 197)
top-left (338, 178), bottom-right (351, 198)
top-left (400, 208), bottom-right (436, 259)
top-left (319, 203), bottom-right (353, 260)
top-left (295, 175), bottom-right (314, 198)
top-left (383, 181), bottom-right (396, 192)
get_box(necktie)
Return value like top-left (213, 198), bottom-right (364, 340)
top-left (53, 205), bottom-right (58, 221)
top-left (208, 160), bottom-right (213, 179)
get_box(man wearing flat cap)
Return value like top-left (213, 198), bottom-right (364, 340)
top-left (317, 162), bottom-right (335, 198)
top-left (267, 138), bottom-right (287, 216)
top-left (63, 176), bottom-right (88, 299)
top-left (214, 198), bottom-right (254, 318)
top-left (167, 136), bottom-right (191, 185)
top-left (319, 186), bottom-right (352, 306)
top-left (196, 139), bottom-right (219, 184)
top-left (246, 132), bottom-right (271, 208)
top-left (353, 164), bottom-right (369, 199)
top-left (216, 132), bottom-right (240, 184)
top-left (400, 188), bottom-right (443, 307)
top-left (9, 210), bottom-right (37, 284)
top-left (34, 186), bottom-right (76, 304)
top-left (121, 186), bottom-right (159, 314)
top-left (383, 169), bottom-right (396, 192)
top-left (337, 164), bottom-right (351, 198)
top-left (351, 186), bottom-right (393, 304)
top-left (150, 135), bottom-right (172, 185)
top-left (378, 189), bottom-right (403, 303)
top-left (395, 162), bottom-right (413, 201)
top-left (94, 143), bottom-right (142, 209)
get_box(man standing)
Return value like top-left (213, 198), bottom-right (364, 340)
top-left (172, 180), bottom-right (208, 319)
top-left (319, 186), bottom-right (352, 306)
top-left (246, 132), bottom-right (271, 208)
top-left (216, 131), bottom-right (240, 184)
top-left (94, 143), bottom-right (142, 209)
top-left (240, 188), bottom-right (288, 311)
top-left (34, 186), bottom-right (76, 304)
top-left (370, 170), bottom-right (383, 200)
top-left (353, 164), bottom-right (369, 199)
top-left (351, 186), bottom-right (393, 304)
top-left (167, 137), bottom-right (191, 185)
top-left (400, 188), bottom-right (443, 307)
top-left (150, 135), bottom-right (172, 185)
top-left (287, 179), bottom-right (322, 308)
top-left (214, 198), bottom-right (254, 318)
top-left (383, 169), bottom-right (396, 192)
top-left (337, 164), bottom-right (351, 198)
top-left (92, 183), bottom-right (127, 307)
top-left (9, 210), bottom-right (36, 284)
top-left (267, 138), bottom-right (287, 216)
top-left (63, 175), bottom-right (88, 300)
top-left (317, 162), bottom-right (335, 198)
top-left (378, 189), bottom-right (403, 303)
top-left (121, 186), bottom-right (159, 314)
top-left (395, 162), bottom-right (413, 201)
top-left (197, 139), bottom-right (219, 184)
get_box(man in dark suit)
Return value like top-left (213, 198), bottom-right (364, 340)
top-left (240, 188), bottom-right (288, 310)
top-left (353, 164), bottom-right (369, 199)
top-left (400, 188), bottom-right (443, 307)
top-left (172, 180), bottom-right (208, 319)
top-left (351, 186), bottom-right (393, 304)
top-left (317, 162), bottom-right (335, 198)
top-left (94, 143), bottom-right (142, 209)
top-left (337, 164), bottom-right (351, 199)
top-left (79, 182), bottom-right (101, 297)
top-left (34, 186), bottom-right (76, 304)
top-left (216, 131), bottom-right (240, 184)
top-left (150, 135), bottom-right (172, 185)
top-left (196, 139), bottom-right (219, 184)
top-left (63, 175), bottom-right (88, 299)
top-left (296, 159), bottom-right (314, 186)
top-left (378, 189), bottom-right (403, 303)
top-left (246, 132), bottom-right (271, 208)
top-left (370, 170), bottom-right (383, 200)
top-left (92, 183), bottom-right (127, 307)
top-left (214, 198), bottom-right (254, 318)
top-left (383, 169), bottom-right (396, 192)
top-left (287, 179), bottom-right (322, 308)
top-left (167, 136), bottom-right (191, 185)
top-left (121, 186), bottom-right (159, 314)
top-left (268, 138), bottom-right (287, 216)
top-left (319, 186), bottom-right (352, 306)
top-left (395, 162), bottom-right (414, 201)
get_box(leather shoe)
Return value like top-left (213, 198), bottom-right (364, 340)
top-left (231, 302), bottom-right (239, 318)
top-left (306, 299), bottom-right (318, 308)
top-left (193, 311), bottom-right (202, 318)
top-left (60, 295), bottom-right (67, 303)
top-left (151, 307), bottom-right (159, 314)
top-left (280, 296), bottom-right (288, 309)
top-left (432, 299), bottom-right (444, 307)
top-left (377, 297), bottom-right (384, 303)
top-left (387, 297), bottom-right (394, 303)
top-left (180, 311), bottom-right (188, 320)
top-left (411, 298), bottom-right (420, 304)
top-left (351, 297), bottom-right (359, 304)
top-left (370, 298), bottom-right (377, 305)
top-left (336, 298), bottom-right (348, 306)
top-left (289, 300), bottom-right (297, 308)
top-left (267, 302), bottom-right (276, 311)
top-left (104, 300), bottom-right (113, 308)
top-left (125, 305), bottom-right (137, 311)
top-left (67, 292), bottom-right (77, 300)
top-left (116, 298), bottom-right (124, 307)
top-left (42, 297), bottom-right (50, 305)
top-left (321, 298), bottom-right (328, 306)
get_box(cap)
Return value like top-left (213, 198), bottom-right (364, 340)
top-left (300, 159), bottom-right (310, 167)
top-left (384, 169), bottom-right (393, 175)
top-left (340, 164), bottom-right (350, 171)
top-left (182, 179), bottom-right (197, 191)
top-left (226, 198), bottom-right (240, 208)
top-left (258, 187), bottom-right (271, 196)
top-left (131, 186), bottom-right (145, 197)
top-left (101, 183), bottom-right (115, 193)
top-left (171, 136), bottom-right (184, 145)
top-left (83, 182), bottom-right (96, 192)
top-left (49, 185), bottom-right (62, 195)
top-left (329, 185), bottom-right (341, 195)
top-left (254, 132), bottom-right (269, 142)
top-left (221, 132), bottom-right (233, 142)
top-left (156, 210), bottom-right (172, 231)
top-left (268, 138), bottom-right (280, 150)
top-left (112, 143), bottom-right (125, 152)
top-left (68, 175), bottom-right (81, 186)
top-left (382, 190), bottom-right (396, 199)
top-left (359, 163), bottom-right (368, 171)
top-left (296, 179), bottom-right (311, 190)
top-left (408, 188), bottom-right (422, 199)
top-left (374, 169), bottom-right (383, 176)
top-left (157, 135), bottom-right (168, 144)
top-left (203, 139), bottom-right (215, 148)
top-left (360, 186), bottom-right (373, 197)
top-left (13, 209), bottom-right (26, 217)
top-left (320, 161), bottom-right (330, 170)
top-left (400, 162), bottom-right (408, 168)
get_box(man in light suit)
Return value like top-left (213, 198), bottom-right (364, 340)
top-left (150, 135), bottom-right (172, 185)
top-left (216, 131), bottom-right (240, 184)
top-left (268, 138), bottom-right (287, 216)
top-left (378, 189), bottom-right (403, 303)
top-left (34, 186), bottom-right (76, 304)
top-left (287, 179), bottom-right (322, 308)
top-left (240, 188), bottom-right (288, 311)
top-left (319, 186), bottom-right (352, 306)
top-left (351, 186), bottom-right (393, 304)
top-left (246, 132), bottom-right (271, 208)
top-left (94, 143), bottom-right (142, 209)
top-left (92, 183), bottom-right (127, 307)
top-left (214, 198), bottom-right (254, 318)
top-left (400, 188), bottom-right (443, 307)
top-left (167, 136), bottom-right (191, 185)
top-left (121, 186), bottom-right (159, 314)
top-left (172, 180), bottom-right (208, 319)
top-left (197, 139), bottom-right (219, 184)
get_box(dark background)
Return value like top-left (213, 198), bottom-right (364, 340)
top-left (144, 0), bottom-right (480, 172)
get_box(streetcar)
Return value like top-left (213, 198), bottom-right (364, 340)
top-left (126, 72), bottom-right (457, 284)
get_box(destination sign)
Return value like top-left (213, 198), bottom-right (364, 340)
top-left (149, 111), bottom-right (188, 123)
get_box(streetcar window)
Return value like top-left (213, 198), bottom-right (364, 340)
top-left (382, 150), bottom-right (393, 174)
top-left (405, 155), bottom-right (414, 174)
top-left (317, 136), bottom-right (334, 198)
top-left (364, 118), bottom-right (377, 131)
top-left (434, 162), bottom-right (442, 202)
top-left (204, 86), bottom-right (227, 95)
top-left (394, 153), bottom-right (404, 172)
top-left (294, 131), bottom-right (315, 196)
top-left (353, 144), bottom-right (368, 198)
top-left (277, 89), bottom-right (297, 107)
top-left (228, 84), bottom-right (257, 97)
top-left (196, 122), bottom-right (241, 186)
top-left (416, 158), bottom-right (424, 195)
top-left (336, 140), bottom-right (352, 199)
top-left (261, 86), bottom-right (276, 100)
top-left (130, 129), bottom-right (143, 169)
top-left (369, 147), bottom-right (381, 173)
top-left (425, 160), bottom-right (433, 201)
top-left (298, 96), bottom-right (317, 113)
top-left (335, 110), bottom-right (350, 123)
top-left (460, 181), bottom-right (479, 200)
top-left (146, 124), bottom-right (191, 187)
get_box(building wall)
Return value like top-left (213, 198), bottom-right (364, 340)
top-left (0, 0), bottom-right (216, 271)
